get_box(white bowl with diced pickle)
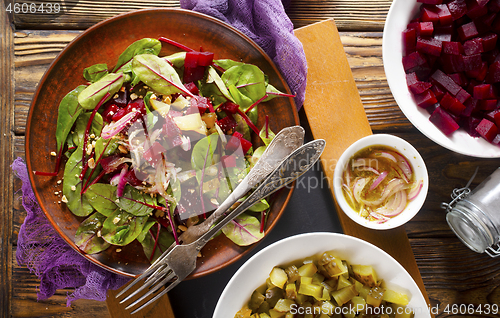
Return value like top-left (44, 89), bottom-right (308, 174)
top-left (214, 232), bottom-right (430, 318)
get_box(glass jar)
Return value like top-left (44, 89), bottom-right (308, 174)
top-left (445, 168), bottom-right (500, 257)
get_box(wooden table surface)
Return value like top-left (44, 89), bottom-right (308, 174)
top-left (2, 0), bottom-right (500, 317)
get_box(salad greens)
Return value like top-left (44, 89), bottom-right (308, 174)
top-left (36, 37), bottom-right (294, 263)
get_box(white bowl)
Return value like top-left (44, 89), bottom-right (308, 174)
top-left (382, 0), bottom-right (500, 158)
top-left (333, 134), bottom-right (428, 230)
top-left (213, 232), bottom-right (431, 318)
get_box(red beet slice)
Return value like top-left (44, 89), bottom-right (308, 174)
top-left (456, 88), bottom-right (472, 103)
top-left (476, 118), bottom-right (499, 141)
top-left (430, 106), bottom-right (460, 135)
top-left (414, 89), bottom-right (438, 108)
top-left (431, 69), bottom-right (463, 95)
top-left (440, 92), bottom-right (466, 115)
top-left (403, 28), bottom-right (417, 56)
top-left (416, 37), bottom-right (443, 56)
top-left (443, 41), bottom-right (464, 55)
top-left (473, 83), bottom-right (492, 99)
top-left (494, 111), bottom-right (500, 127)
top-left (487, 61), bottom-right (500, 82)
top-left (403, 51), bottom-right (428, 72)
top-left (418, 22), bottom-right (435, 36)
top-left (421, 6), bottom-right (441, 23)
top-left (480, 99), bottom-right (498, 110)
top-left (489, 0), bottom-right (500, 12)
top-left (457, 21), bottom-right (479, 40)
top-left (463, 38), bottom-right (484, 55)
top-left (466, 0), bottom-right (489, 19)
top-left (481, 33), bottom-right (498, 51)
top-left (406, 72), bottom-right (433, 94)
top-left (448, 0), bottom-right (468, 20)
top-left (437, 4), bottom-right (453, 24)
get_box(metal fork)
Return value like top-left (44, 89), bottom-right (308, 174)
top-left (115, 139), bottom-right (326, 314)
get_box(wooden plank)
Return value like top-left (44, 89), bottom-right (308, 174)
top-left (294, 19), bottom-right (432, 311)
top-left (11, 0), bottom-right (392, 31)
top-left (287, 0), bottom-right (390, 30)
top-left (1, 1), bottom-right (15, 317)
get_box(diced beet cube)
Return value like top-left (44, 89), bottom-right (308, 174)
top-left (184, 51), bottom-right (199, 68)
top-left (466, 0), bottom-right (489, 19)
top-left (226, 131), bottom-right (252, 154)
top-left (143, 141), bottom-right (166, 165)
top-left (448, 0), bottom-right (468, 20)
top-left (406, 72), bottom-right (433, 94)
top-left (403, 28), bottom-right (417, 56)
top-left (486, 109), bottom-right (500, 121)
top-left (440, 92), bottom-right (467, 115)
top-left (414, 89), bottom-right (438, 108)
top-left (189, 95), bottom-right (212, 114)
top-left (462, 115), bottom-right (482, 137)
top-left (418, 0), bottom-right (442, 3)
top-left (476, 118), bottom-right (499, 141)
top-left (456, 88), bottom-right (472, 103)
top-left (434, 33), bottom-right (453, 42)
top-left (449, 72), bottom-right (468, 86)
top-left (416, 37), bottom-right (443, 56)
top-left (402, 51), bottom-right (428, 72)
top-left (431, 69), bottom-right (463, 95)
top-left (473, 83), bottom-right (492, 99)
top-left (421, 5), bottom-right (440, 22)
top-left (477, 0), bottom-right (491, 6)
top-left (494, 111), bottom-right (500, 127)
top-left (481, 33), bottom-right (498, 51)
top-left (184, 82), bottom-right (199, 95)
top-left (437, 4), bottom-right (453, 24)
top-left (218, 101), bottom-right (240, 114)
top-left (487, 61), bottom-right (500, 82)
top-left (480, 99), bottom-right (498, 110)
top-left (489, 0), bottom-right (500, 12)
top-left (466, 61), bottom-right (488, 81)
top-left (197, 52), bottom-right (214, 67)
top-left (217, 114), bottom-right (238, 134)
top-left (462, 54), bottom-right (483, 72)
top-left (431, 84), bottom-right (446, 100)
top-left (440, 54), bottom-right (466, 73)
top-left (457, 21), bottom-right (479, 40)
top-left (492, 134), bottom-right (500, 144)
top-left (418, 22), bottom-right (435, 36)
top-left (183, 65), bottom-right (205, 83)
top-left (430, 106), bottom-right (460, 135)
top-left (463, 38), bottom-right (484, 55)
top-left (443, 41), bottom-right (464, 55)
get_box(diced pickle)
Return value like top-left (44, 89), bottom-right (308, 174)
top-left (235, 305), bottom-right (253, 318)
top-left (298, 262), bottom-right (318, 277)
top-left (249, 290), bottom-right (266, 312)
top-left (273, 299), bottom-right (295, 313)
top-left (298, 281), bottom-right (324, 299)
top-left (285, 283), bottom-right (297, 299)
top-left (266, 287), bottom-right (284, 308)
top-left (351, 265), bottom-right (378, 287)
top-left (312, 272), bottom-right (325, 285)
top-left (259, 314), bottom-right (271, 318)
top-left (366, 286), bottom-right (385, 307)
top-left (323, 257), bottom-right (348, 278)
top-left (331, 285), bottom-right (358, 306)
top-left (353, 279), bottom-right (370, 299)
top-left (285, 265), bottom-right (300, 283)
top-left (320, 300), bottom-right (336, 314)
top-left (257, 301), bottom-right (271, 314)
top-left (268, 309), bottom-right (286, 318)
top-left (350, 296), bottom-right (366, 312)
top-left (269, 267), bottom-right (288, 289)
top-left (383, 289), bottom-right (409, 306)
top-left (337, 275), bottom-right (352, 290)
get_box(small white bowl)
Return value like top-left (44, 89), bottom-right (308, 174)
top-left (213, 233), bottom-right (430, 318)
top-left (333, 134), bottom-right (428, 230)
top-left (383, 0), bottom-right (500, 158)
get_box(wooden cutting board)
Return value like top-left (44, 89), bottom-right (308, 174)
top-left (294, 19), bottom-right (433, 310)
top-left (105, 18), bottom-right (432, 317)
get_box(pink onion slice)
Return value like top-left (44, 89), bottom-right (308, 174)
top-left (351, 158), bottom-right (380, 170)
top-left (101, 111), bottom-right (139, 139)
top-left (342, 183), bottom-right (355, 206)
top-left (370, 211), bottom-right (390, 223)
top-left (356, 166), bottom-right (380, 175)
top-left (369, 170), bottom-right (388, 191)
top-left (407, 179), bottom-right (423, 200)
top-left (371, 151), bottom-right (397, 163)
top-left (376, 190), bottom-right (407, 217)
top-left (392, 151), bottom-right (413, 183)
top-left (352, 177), bottom-right (370, 204)
top-left (360, 178), bottom-right (407, 206)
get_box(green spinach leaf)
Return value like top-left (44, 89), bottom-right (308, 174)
top-left (72, 112), bottom-right (103, 147)
top-left (84, 183), bottom-right (118, 217)
top-left (63, 146), bottom-right (94, 217)
top-left (115, 185), bottom-right (155, 216)
top-left (83, 63), bottom-right (109, 83)
top-left (221, 213), bottom-right (264, 246)
top-left (75, 212), bottom-right (111, 254)
top-left (55, 85), bottom-right (86, 153)
top-left (113, 38), bottom-right (162, 72)
top-left (164, 52), bottom-right (186, 68)
top-left (191, 134), bottom-right (219, 171)
top-left (101, 209), bottom-right (148, 246)
top-left (222, 64), bottom-right (267, 109)
top-left (137, 220), bottom-right (175, 263)
top-left (78, 73), bottom-right (124, 110)
top-left (132, 54), bottom-right (187, 96)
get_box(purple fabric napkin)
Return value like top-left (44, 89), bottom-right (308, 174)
top-left (14, 0), bottom-right (307, 306)
top-left (13, 158), bottom-right (130, 305)
top-left (180, 0), bottom-right (308, 109)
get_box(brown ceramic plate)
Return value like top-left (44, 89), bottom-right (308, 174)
top-left (26, 8), bottom-right (299, 278)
